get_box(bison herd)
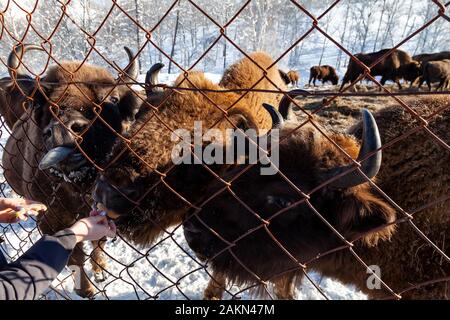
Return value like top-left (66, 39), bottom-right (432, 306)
top-left (0, 44), bottom-right (448, 300)
top-left (278, 48), bottom-right (450, 92)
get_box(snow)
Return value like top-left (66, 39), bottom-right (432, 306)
top-left (0, 215), bottom-right (366, 300)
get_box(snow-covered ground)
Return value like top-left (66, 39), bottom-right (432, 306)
top-left (0, 73), bottom-right (366, 300)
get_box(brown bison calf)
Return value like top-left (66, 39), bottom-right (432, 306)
top-left (308, 65), bottom-right (339, 86)
top-left (287, 71), bottom-right (300, 87)
top-left (340, 48), bottom-right (421, 90)
top-left (279, 70), bottom-right (300, 87)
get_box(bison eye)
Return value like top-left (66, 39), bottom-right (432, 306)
top-left (266, 195), bottom-right (294, 209)
top-left (43, 128), bottom-right (52, 140)
top-left (71, 123), bottom-right (88, 134)
top-left (109, 96), bottom-right (119, 104)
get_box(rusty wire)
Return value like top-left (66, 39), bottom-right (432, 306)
top-left (0, 0), bottom-right (449, 300)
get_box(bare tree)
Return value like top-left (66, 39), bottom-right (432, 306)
top-left (337, 2), bottom-right (351, 69)
top-left (401, 0), bottom-right (415, 39)
top-left (168, 0), bottom-right (181, 73)
top-left (133, 0), bottom-right (143, 73)
top-left (373, 0), bottom-right (387, 51)
top-left (318, 14), bottom-right (331, 65)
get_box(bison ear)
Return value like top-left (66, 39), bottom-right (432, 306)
top-left (335, 189), bottom-right (396, 246)
top-left (228, 113), bottom-right (251, 131)
top-left (118, 90), bottom-right (141, 132)
top-left (18, 80), bottom-right (52, 113)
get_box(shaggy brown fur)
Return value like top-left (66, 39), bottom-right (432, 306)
top-left (93, 52), bottom-right (287, 246)
top-left (219, 52), bottom-right (286, 129)
top-left (190, 96), bottom-right (449, 300)
top-left (2, 59), bottom-right (141, 298)
top-left (341, 49), bottom-right (421, 90)
top-left (343, 96), bottom-right (450, 299)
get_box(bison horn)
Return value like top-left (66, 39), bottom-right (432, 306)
top-left (279, 89), bottom-right (309, 120)
top-left (121, 46), bottom-right (139, 81)
top-left (328, 109), bottom-right (382, 189)
top-left (39, 146), bottom-right (74, 170)
top-left (262, 103), bottom-right (284, 128)
top-left (8, 44), bottom-right (44, 79)
top-left (278, 69), bottom-right (291, 85)
top-left (145, 62), bottom-right (165, 96)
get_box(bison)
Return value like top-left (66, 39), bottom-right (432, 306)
top-left (412, 53), bottom-right (433, 63)
top-left (183, 96), bottom-right (449, 300)
top-left (92, 52), bottom-right (288, 246)
top-left (183, 102), bottom-right (395, 299)
top-left (413, 51), bottom-right (450, 64)
top-left (418, 59), bottom-right (450, 91)
top-left (287, 71), bottom-right (300, 87)
top-left (278, 70), bottom-right (299, 87)
top-left (308, 65), bottom-right (339, 86)
top-left (340, 48), bottom-right (421, 90)
top-left (1, 46), bottom-right (142, 298)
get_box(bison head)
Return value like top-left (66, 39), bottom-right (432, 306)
top-left (399, 60), bottom-right (422, 83)
top-left (7, 46), bottom-right (142, 183)
top-left (183, 93), bottom-right (396, 273)
top-left (330, 73), bottom-right (339, 85)
top-left (91, 62), bottom-right (184, 224)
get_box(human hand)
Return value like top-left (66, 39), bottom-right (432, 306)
top-left (68, 215), bottom-right (117, 243)
top-left (0, 198), bottom-right (47, 224)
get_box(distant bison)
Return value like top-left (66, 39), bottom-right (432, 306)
top-left (412, 53), bottom-right (433, 63)
top-left (308, 65), bottom-right (339, 86)
top-left (411, 51), bottom-right (450, 88)
top-left (340, 48), bottom-right (421, 90)
top-left (287, 70), bottom-right (300, 87)
top-left (418, 59), bottom-right (450, 91)
top-left (413, 51), bottom-right (450, 64)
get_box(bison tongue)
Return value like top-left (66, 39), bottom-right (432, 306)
top-left (39, 146), bottom-right (75, 170)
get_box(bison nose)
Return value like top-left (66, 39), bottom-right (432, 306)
top-left (69, 120), bottom-right (89, 135)
top-left (93, 176), bottom-right (110, 201)
top-left (43, 127), bottom-right (52, 140)
top-left (95, 175), bottom-right (111, 193)
top-left (183, 218), bottom-right (202, 234)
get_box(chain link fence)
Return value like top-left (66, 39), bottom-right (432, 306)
top-left (0, 0), bottom-right (449, 300)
